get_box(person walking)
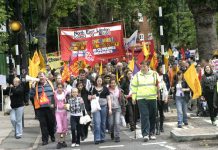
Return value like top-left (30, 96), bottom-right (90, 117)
top-left (130, 60), bottom-right (159, 142)
top-left (201, 65), bottom-right (218, 125)
top-left (121, 69), bottom-right (138, 131)
top-left (88, 76), bottom-right (112, 144)
top-left (68, 88), bottom-right (85, 148)
top-left (108, 78), bottom-right (125, 142)
top-left (30, 72), bottom-right (56, 145)
top-left (4, 77), bottom-right (28, 139)
top-left (173, 71), bottom-right (191, 128)
top-left (54, 83), bottom-right (68, 149)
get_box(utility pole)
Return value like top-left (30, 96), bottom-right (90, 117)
top-left (159, 6), bottom-right (165, 74)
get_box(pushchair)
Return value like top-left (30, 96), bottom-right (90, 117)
top-left (196, 99), bottom-right (209, 117)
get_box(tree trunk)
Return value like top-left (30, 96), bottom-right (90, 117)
top-left (35, 0), bottom-right (58, 60)
top-left (193, 11), bottom-right (218, 60)
top-left (188, 1), bottom-right (218, 60)
top-left (36, 18), bottom-right (48, 60)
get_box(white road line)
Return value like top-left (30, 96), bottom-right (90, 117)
top-left (161, 145), bottom-right (177, 150)
top-left (142, 141), bottom-right (167, 146)
top-left (99, 145), bottom-right (125, 149)
top-left (142, 141), bottom-right (176, 150)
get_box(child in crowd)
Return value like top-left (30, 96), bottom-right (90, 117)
top-left (54, 83), bottom-right (68, 149)
top-left (68, 88), bottom-right (85, 147)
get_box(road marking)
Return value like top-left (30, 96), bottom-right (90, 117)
top-left (142, 141), bottom-right (176, 150)
top-left (99, 145), bottom-right (124, 149)
top-left (142, 141), bottom-right (167, 146)
top-left (161, 145), bottom-right (176, 150)
top-left (31, 134), bottom-right (41, 150)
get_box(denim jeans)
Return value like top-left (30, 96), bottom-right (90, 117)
top-left (137, 99), bottom-right (156, 137)
top-left (175, 96), bottom-right (188, 125)
top-left (109, 108), bottom-right (121, 138)
top-left (93, 105), bottom-right (107, 142)
top-left (10, 106), bottom-right (24, 137)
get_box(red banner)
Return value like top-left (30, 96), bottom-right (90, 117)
top-left (59, 22), bottom-right (125, 63)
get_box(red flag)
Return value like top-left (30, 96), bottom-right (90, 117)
top-left (180, 48), bottom-right (185, 60)
top-left (136, 51), bottom-right (145, 65)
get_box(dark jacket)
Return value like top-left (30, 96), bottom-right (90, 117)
top-left (4, 84), bottom-right (26, 109)
top-left (79, 87), bottom-right (91, 113)
top-left (120, 77), bottom-right (130, 95)
top-left (173, 79), bottom-right (191, 101)
top-left (213, 83), bottom-right (218, 109)
top-left (201, 73), bottom-right (218, 96)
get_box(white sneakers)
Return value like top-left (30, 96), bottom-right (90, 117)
top-left (143, 135), bottom-right (149, 142)
top-left (143, 135), bottom-right (156, 142)
top-left (149, 135), bottom-right (156, 140)
top-left (71, 143), bottom-right (80, 147)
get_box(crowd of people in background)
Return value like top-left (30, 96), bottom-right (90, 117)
top-left (3, 49), bottom-right (218, 149)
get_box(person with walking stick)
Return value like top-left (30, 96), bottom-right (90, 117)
top-left (130, 60), bottom-right (160, 142)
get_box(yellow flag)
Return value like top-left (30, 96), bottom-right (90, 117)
top-left (38, 50), bottom-right (46, 72)
top-left (99, 62), bottom-right (103, 75)
top-left (128, 59), bottom-right (134, 71)
top-left (32, 51), bottom-right (40, 65)
top-left (29, 58), bottom-right (39, 78)
top-left (142, 42), bottom-right (149, 60)
top-left (150, 51), bottom-right (158, 70)
top-left (184, 64), bottom-right (202, 99)
top-left (168, 48), bottom-right (173, 56)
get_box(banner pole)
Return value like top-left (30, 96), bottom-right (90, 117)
top-left (57, 27), bottom-right (61, 57)
top-left (1, 86), bottom-right (3, 112)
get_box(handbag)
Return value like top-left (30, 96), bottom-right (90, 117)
top-left (80, 110), bottom-right (91, 125)
top-left (4, 88), bottom-right (12, 114)
top-left (91, 96), bottom-right (101, 113)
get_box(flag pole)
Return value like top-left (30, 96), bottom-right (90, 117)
top-left (57, 27), bottom-right (61, 57)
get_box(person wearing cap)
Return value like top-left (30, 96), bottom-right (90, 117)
top-left (130, 60), bottom-right (159, 142)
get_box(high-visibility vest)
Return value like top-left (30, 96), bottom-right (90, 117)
top-left (131, 70), bottom-right (159, 100)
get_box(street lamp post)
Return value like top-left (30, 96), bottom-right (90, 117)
top-left (159, 6), bottom-right (165, 74)
top-left (9, 21), bottom-right (22, 78)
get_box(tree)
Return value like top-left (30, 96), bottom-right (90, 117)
top-left (187, 0), bottom-right (218, 60)
top-left (35, 0), bottom-right (58, 59)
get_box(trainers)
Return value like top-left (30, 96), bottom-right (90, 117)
top-left (149, 135), bottom-right (156, 140)
top-left (56, 142), bottom-right (62, 149)
top-left (212, 121), bottom-right (217, 126)
top-left (75, 144), bottom-right (80, 147)
top-left (51, 136), bottom-right (55, 142)
top-left (143, 135), bottom-right (149, 142)
top-left (184, 122), bottom-right (188, 126)
top-left (178, 125), bottom-right (182, 128)
top-left (114, 137), bottom-right (120, 142)
top-left (62, 142), bottom-right (67, 148)
top-left (71, 143), bottom-right (76, 147)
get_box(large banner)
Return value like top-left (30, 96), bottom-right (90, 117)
top-left (59, 22), bottom-right (125, 62)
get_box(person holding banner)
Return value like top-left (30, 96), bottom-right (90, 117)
top-left (201, 65), bottom-right (218, 126)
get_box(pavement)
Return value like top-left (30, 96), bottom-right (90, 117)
top-left (1, 104), bottom-right (218, 149)
top-left (0, 105), bottom-right (40, 150)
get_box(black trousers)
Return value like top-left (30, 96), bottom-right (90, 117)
top-left (36, 107), bottom-right (56, 142)
top-left (205, 92), bottom-right (217, 122)
top-left (125, 99), bottom-right (139, 129)
top-left (157, 100), bottom-right (165, 129)
top-left (70, 116), bottom-right (82, 144)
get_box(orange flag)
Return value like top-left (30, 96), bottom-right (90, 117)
top-left (62, 63), bottom-right (70, 82)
